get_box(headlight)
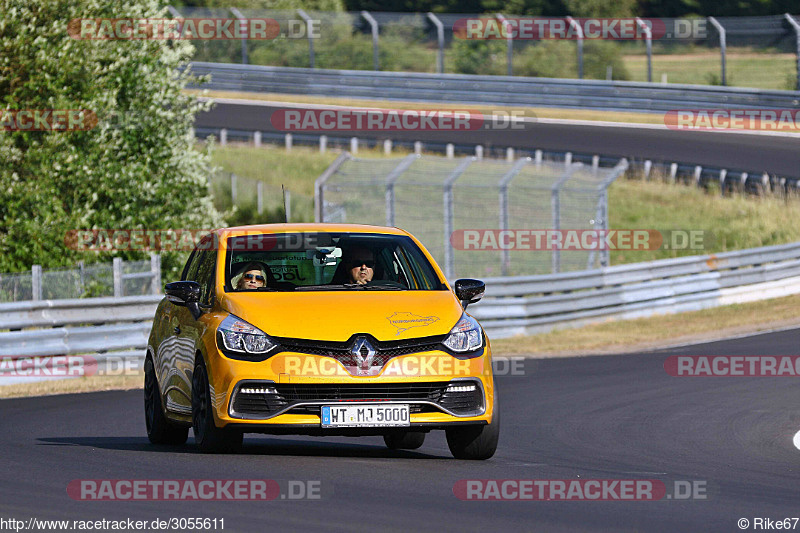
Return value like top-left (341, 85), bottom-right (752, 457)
top-left (442, 313), bottom-right (483, 353)
top-left (218, 314), bottom-right (276, 356)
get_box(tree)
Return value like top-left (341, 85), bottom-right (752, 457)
top-left (0, 0), bottom-right (224, 276)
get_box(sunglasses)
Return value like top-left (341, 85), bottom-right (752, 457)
top-left (243, 274), bottom-right (265, 282)
top-left (348, 260), bottom-right (375, 269)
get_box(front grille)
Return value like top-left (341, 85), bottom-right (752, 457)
top-left (231, 381), bottom-right (483, 418)
top-left (276, 382), bottom-right (447, 401)
top-left (276, 335), bottom-right (444, 367)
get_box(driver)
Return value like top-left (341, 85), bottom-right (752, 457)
top-left (233, 261), bottom-right (269, 290)
top-left (343, 246), bottom-right (375, 285)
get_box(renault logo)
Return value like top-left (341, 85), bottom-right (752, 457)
top-left (351, 337), bottom-right (376, 370)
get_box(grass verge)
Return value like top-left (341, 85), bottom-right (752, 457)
top-left (0, 373), bottom-right (143, 400)
top-left (491, 292), bottom-right (800, 356)
top-left (192, 89), bottom-right (666, 125)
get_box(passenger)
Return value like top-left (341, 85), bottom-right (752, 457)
top-left (234, 262), bottom-right (268, 290)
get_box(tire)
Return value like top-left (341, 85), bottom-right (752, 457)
top-left (192, 357), bottom-right (243, 453)
top-left (144, 357), bottom-right (189, 445)
top-left (383, 431), bottom-right (426, 450)
top-left (446, 395), bottom-right (500, 460)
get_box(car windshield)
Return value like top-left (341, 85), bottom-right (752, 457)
top-left (225, 232), bottom-right (446, 292)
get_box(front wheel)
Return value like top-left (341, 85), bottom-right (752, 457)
top-left (446, 398), bottom-right (500, 460)
top-left (192, 358), bottom-right (243, 453)
top-left (144, 357), bottom-right (188, 445)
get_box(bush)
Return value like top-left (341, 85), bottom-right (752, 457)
top-left (449, 39), bottom-right (506, 75)
top-left (0, 0), bottom-right (224, 279)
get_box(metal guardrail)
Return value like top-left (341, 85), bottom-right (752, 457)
top-left (470, 241), bottom-right (800, 337)
top-left (190, 62), bottom-right (800, 113)
top-left (3, 241), bottom-right (800, 384)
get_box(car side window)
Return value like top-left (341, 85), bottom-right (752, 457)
top-left (196, 249), bottom-right (217, 306)
top-left (182, 249), bottom-right (204, 282)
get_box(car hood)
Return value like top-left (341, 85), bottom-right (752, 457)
top-left (220, 290), bottom-right (463, 342)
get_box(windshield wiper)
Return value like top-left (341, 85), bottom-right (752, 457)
top-left (362, 284), bottom-right (405, 290)
top-left (294, 284), bottom-right (362, 291)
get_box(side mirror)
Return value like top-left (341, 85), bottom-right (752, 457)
top-left (454, 278), bottom-right (485, 309)
top-left (165, 281), bottom-right (203, 320)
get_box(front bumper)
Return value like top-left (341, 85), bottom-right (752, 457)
top-left (205, 348), bottom-right (496, 432)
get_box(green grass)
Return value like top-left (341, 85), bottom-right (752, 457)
top-left (207, 144), bottom-right (800, 265)
top-left (608, 178), bottom-right (800, 264)
top-left (622, 50), bottom-right (796, 90)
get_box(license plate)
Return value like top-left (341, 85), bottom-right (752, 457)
top-left (321, 404), bottom-right (410, 428)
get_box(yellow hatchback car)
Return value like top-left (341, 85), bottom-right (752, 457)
top-left (145, 224), bottom-right (499, 459)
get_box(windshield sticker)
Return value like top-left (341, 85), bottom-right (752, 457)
top-left (387, 312), bottom-right (440, 335)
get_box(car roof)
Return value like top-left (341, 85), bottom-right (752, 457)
top-left (210, 223), bottom-right (409, 237)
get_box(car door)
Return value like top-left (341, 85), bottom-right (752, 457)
top-left (162, 248), bottom-right (204, 414)
top-left (171, 243), bottom-right (217, 413)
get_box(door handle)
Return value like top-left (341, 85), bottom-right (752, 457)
top-left (173, 326), bottom-right (181, 335)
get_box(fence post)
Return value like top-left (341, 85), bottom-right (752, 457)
top-left (785, 14), bottom-right (800, 91)
top-left (231, 173), bottom-right (237, 205)
top-left (496, 14), bottom-right (513, 76)
top-left (635, 17), bottom-right (652, 82)
top-left (78, 260), bottom-right (85, 296)
top-left (314, 153), bottom-right (352, 222)
top-left (498, 158), bottom-right (530, 276)
top-left (551, 165), bottom-right (579, 273)
top-left (719, 169), bottom-right (727, 196)
top-left (427, 13), bottom-right (444, 74)
top-left (566, 17), bottom-right (584, 79)
top-left (320, 135), bottom-right (327, 153)
top-left (350, 137), bottom-right (358, 154)
top-left (694, 165), bottom-right (703, 186)
top-left (220, 128), bottom-right (227, 146)
top-left (297, 9), bottom-right (315, 68)
top-left (32, 265), bottom-right (42, 301)
top-left (150, 254), bottom-right (161, 295)
top-left (414, 141), bottom-right (422, 155)
top-left (446, 143), bottom-right (454, 159)
top-left (361, 11), bottom-right (379, 71)
top-left (383, 139), bottom-right (392, 155)
top-left (708, 17), bottom-right (726, 86)
top-left (230, 7), bottom-right (248, 64)
top-left (285, 133), bottom-right (293, 152)
top-left (253, 130), bottom-right (261, 147)
top-left (384, 154), bottom-right (418, 227)
top-left (113, 257), bottom-right (123, 298)
top-left (443, 157), bottom-right (474, 279)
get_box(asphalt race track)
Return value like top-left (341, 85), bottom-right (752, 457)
top-left (196, 101), bottom-right (800, 178)
top-left (2, 328), bottom-right (799, 532)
